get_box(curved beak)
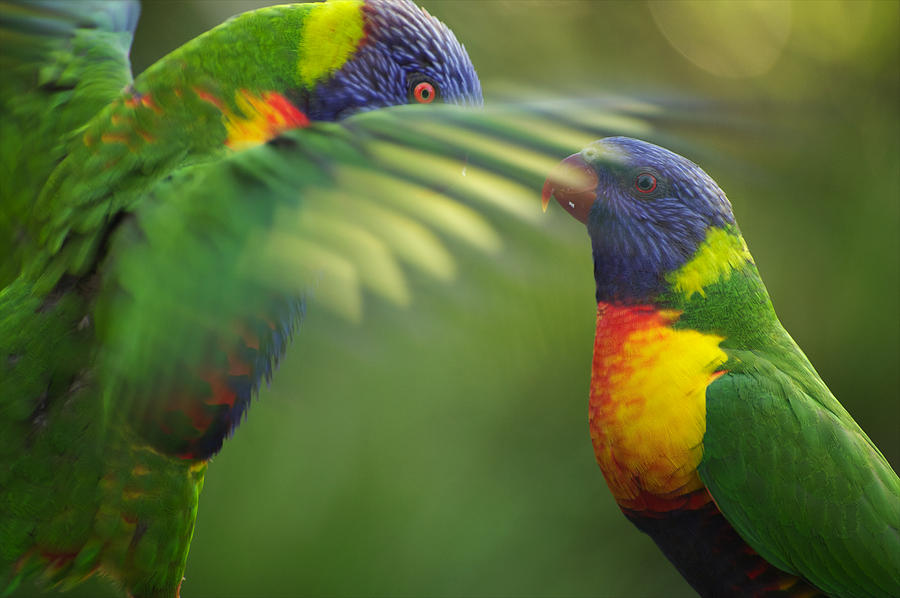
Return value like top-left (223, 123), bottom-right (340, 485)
top-left (541, 153), bottom-right (598, 224)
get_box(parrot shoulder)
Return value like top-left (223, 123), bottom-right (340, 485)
top-left (700, 349), bottom-right (900, 598)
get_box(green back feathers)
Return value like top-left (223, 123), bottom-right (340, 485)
top-left (8, 1), bottom-right (377, 296)
top-left (0, 0), bottom-right (139, 286)
top-left (15, 4), bottom-right (310, 293)
top-left (701, 355), bottom-right (900, 597)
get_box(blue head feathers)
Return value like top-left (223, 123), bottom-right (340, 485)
top-left (306, 0), bottom-right (482, 121)
top-left (544, 137), bottom-right (735, 304)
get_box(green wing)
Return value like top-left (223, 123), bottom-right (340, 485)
top-left (0, 0), bottom-right (139, 284)
top-left (94, 102), bottom-right (599, 447)
top-left (700, 342), bottom-right (900, 598)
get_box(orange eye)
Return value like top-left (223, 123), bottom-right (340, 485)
top-left (413, 81), bottom-right (436, 104)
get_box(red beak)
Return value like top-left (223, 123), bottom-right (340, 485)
top-left (541, 153), bottom-right (598, 224)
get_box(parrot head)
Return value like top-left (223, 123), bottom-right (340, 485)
top-left (305, 0), bottom-right (483, 120)
top-left (542, 137), bottom-right (737, 304)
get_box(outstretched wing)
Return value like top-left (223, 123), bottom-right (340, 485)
top-left (95, 100), bottom-right (670, 460)
top-left (0, 0), bottom-right (140, 283)
top-left (700, 348), bottom-right (900, 597)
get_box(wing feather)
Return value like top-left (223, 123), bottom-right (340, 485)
top-left (701, 349), bottom-right (900, 597)
top-left (0, 0), bottom-right (139, 284)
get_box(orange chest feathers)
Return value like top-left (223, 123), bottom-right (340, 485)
top-left (589, 303), bottom-right (727, 512)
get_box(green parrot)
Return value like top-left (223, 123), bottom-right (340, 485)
top-left (542, 137), bottom-right (900, 596)
top-left (0, 0), bottom-right (492, 595)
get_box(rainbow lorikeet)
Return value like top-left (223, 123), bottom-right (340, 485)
top-left (0, 0), bottom-right (484, 595)
top-left (542, 137), bottom-right (900, 597)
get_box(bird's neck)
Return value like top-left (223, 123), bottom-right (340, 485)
top-left (654, 227), bottom-right (781, 349)
top-left (587, 227), bottom-right (781, 513)
top-left (62, 1), bottom-right (369, 190)
top-left (83, 2), bottom-right (367, 164)
top-left (593, 226), bottom-right (780, 347)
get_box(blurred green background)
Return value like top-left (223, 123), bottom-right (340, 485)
top-left (22, 1), bottom-right (899, 597)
